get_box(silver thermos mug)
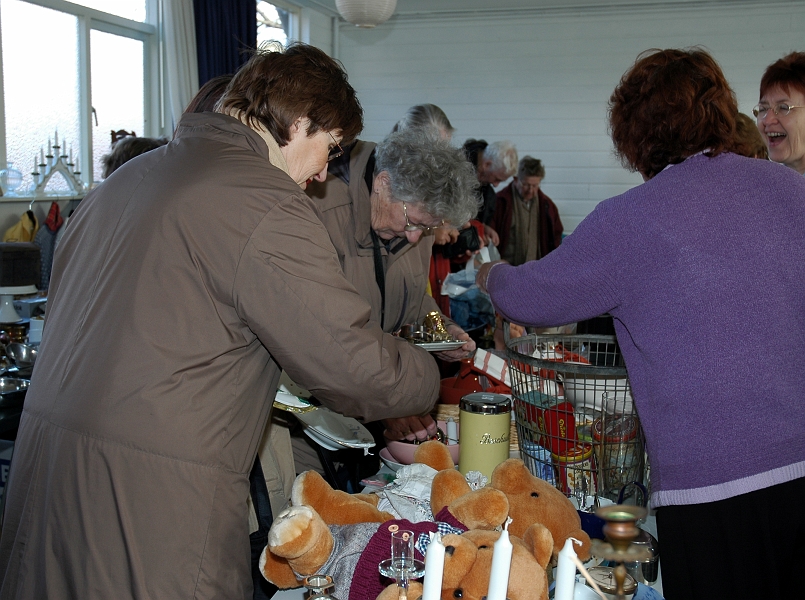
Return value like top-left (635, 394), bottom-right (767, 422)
top-left (458, 392), bottom-right (511, 478)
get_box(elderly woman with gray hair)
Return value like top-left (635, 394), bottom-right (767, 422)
top-left (307, 127), bottom-right (480, 441)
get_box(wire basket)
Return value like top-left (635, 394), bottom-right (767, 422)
top-left (505, 332), bottom-right (646, 506)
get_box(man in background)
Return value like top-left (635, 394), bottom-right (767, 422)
top-left (462, 139), bottom-right (518, 235)
top-left (491, 155), bottom-right (563, 266)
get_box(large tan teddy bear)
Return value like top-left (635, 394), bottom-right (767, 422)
top-left (261, 441), bottom-right (589, 600)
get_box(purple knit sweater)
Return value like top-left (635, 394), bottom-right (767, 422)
top-left (488, 152), bottom-right (805, 508)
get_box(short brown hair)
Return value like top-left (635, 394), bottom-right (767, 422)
top-left (759, 51), bottom-right (805, 101)
top-left (102, 136), bottom-right (169, 178)
top-left (185, 75), bottom-right (233, 114)
top-left (732, 112), bottom-right (768, 160)
top-left (517, 156), bottom-right (545, 179)
top-left (218, 42), bottom-right (363, 147)
top-left (608, 48), bottom-right (737, 179)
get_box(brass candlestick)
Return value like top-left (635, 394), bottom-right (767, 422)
top-left (590, 505), bottom-right (651, 599)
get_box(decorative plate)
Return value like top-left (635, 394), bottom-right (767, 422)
top-left (415, 340), bottom-right (466, 352)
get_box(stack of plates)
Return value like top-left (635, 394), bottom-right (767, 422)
top-left (296, 406), bottom-right (375, 452)
top-left (272, 387), bottom-right (375, 451)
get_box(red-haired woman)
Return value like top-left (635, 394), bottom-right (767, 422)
top-left (478, 48), bottom-right (805, 599)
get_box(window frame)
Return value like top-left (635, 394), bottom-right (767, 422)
top-left (0, 0), bottom-right (159, 185)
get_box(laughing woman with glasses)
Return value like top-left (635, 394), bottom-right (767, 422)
top-left (756, 51), bottom-right (805, 174)
top-left (307, 127), bottom-right (480, 442)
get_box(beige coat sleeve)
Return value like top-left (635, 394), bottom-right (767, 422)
top-left (234, 193), bottom-right (439, 423)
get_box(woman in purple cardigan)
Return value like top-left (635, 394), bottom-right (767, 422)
top-left (478, 48), bottom-right (805, 600)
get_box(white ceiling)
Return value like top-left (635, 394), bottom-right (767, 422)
top-left (289, 0), bottom-right (750, 20)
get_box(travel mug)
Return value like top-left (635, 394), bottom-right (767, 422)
top-left (458, 392), bottom-right (511, 478)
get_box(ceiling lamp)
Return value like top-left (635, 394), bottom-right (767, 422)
top-left (335, 0), bottom-right (397, 28)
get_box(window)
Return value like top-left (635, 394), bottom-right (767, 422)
top-left (257, 1), bottom-right (295, 48)
top-left (0, 0), bottom-right (156, 191)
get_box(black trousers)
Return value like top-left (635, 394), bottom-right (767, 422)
top-left (656, 477), bottom-right (805, 600)
top-left (250, 456), bottom-right (278, 600)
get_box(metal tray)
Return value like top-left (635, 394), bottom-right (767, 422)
top-left (0, 377), bottom-right (30, 408)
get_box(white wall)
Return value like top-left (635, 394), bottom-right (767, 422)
top-left (314, 1), bottom-right (804, 232)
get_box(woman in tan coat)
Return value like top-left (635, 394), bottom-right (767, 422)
top-left (0, 44), bottom-right (439, 600)
top-left (307, 128), bottom-right (479, 442)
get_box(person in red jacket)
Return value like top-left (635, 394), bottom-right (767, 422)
top-left (491, 156), bottom-right (563, 266)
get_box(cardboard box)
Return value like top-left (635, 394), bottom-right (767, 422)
top-left (13, 296), bottom-right (46, 319)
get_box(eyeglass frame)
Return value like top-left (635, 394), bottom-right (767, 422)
top-left (402, 202), bottom-right (444, 234)
top-left (752, 102), bottom-right (805, 119)
top-left (327, 132), bottom-right (344, 162)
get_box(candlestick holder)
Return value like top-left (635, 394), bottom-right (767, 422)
top-left (590, 505), bottom-right (651, 600)
top-left (28, 131), bottom-right (85, 197)
top-left (379, 530), bottom-right (425, 600)
top-left (302, 574), bottom-right (336, 600)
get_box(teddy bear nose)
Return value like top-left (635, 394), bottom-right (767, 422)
top-left (452, 589), bottom-right (463, 598)
top-left (531, 492), bottom-right (539, 497)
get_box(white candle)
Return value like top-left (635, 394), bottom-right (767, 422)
top-left (54, 129), bottom-right (59, 146)
top-left (486, 518), bottom-right (513, 600)
top-left (40, 147), bottom-right (44, 165)
top-left (69, 145), bottom-right (73, 163)
top-left (74, 157), bottom-right (79, 172)
top-left (446, 418), bottom-right (458, 445)
top-left (554, 537), bottom-right (578, 600)
top-left (422, 532), bottom-right (445, 600)
top-left (33, 154), bottom-right (38, 173)
top-left (48, 139), bottom-right (52, 155)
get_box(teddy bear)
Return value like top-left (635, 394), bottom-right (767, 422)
top-left (264, 498), bottom-right (554, 600)
top-left (260, 441), bottom-right (590, 600)
top-left (429, 456), bottom-right (591, 562)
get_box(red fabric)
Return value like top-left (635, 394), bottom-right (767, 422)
top-left (429, 253), bottom-right (452, 316)
top-left (44, 202), bottom-right (64, 232)
top-left (428, 221), bottom-right (486, 317)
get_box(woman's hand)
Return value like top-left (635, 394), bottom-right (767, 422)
top-left (382, 415), bottom-right (438, 442)
top-left (476, 260), bottom-right (506, 294)
top-left (435, 323), bottom-right (477, 361)
top-left (434, 227), bottom-right (459, 246)
top-left (483, 224), bottom-right (500, 247)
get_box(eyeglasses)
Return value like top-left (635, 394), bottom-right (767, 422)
top-left (402, 202), bottom-right (444, 234)
top-left (752, 103), bottom-right (805, 119)
top-left (327, 132), bottom-right (344, 162)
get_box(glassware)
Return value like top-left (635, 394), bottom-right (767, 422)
top-left (378, 529), bottom-right (425, 600)
top-left (0, 163), bottom-right (23, 194)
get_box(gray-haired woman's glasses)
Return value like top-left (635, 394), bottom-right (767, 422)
top-left (752, 103), bottom-right (805, 119)
top-left (327, 132), bottom-right (344, 162)
top-left (402, 202), bottom-right (444, 233)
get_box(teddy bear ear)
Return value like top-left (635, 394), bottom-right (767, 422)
top-left (413, 440), bottom-right (455, 471)
top-left (440, 534), bottom-right (478, 588)
top-left (490, 459), bottom-right (531, 493)
top-left (520, 523), bottom-right (554, 570)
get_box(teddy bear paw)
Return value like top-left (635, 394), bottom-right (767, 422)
top-left (268, 505), bottom-right (320, 558)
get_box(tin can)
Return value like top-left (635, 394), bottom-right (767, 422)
top-left (458, 392), bottom-right (511, 478)
top-left (592, 414), bottom-right (641, 495)
top-left (551, 442), bottom-right (596, 496)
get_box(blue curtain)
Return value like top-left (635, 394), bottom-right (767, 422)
top-left (193, 0), bottom-right (257, 85)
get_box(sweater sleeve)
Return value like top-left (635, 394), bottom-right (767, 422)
top-left (487, 201), bottom-right (624, 328)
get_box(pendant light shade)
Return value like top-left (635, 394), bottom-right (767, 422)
top-left (335, 0), bottom-right (397, 28)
